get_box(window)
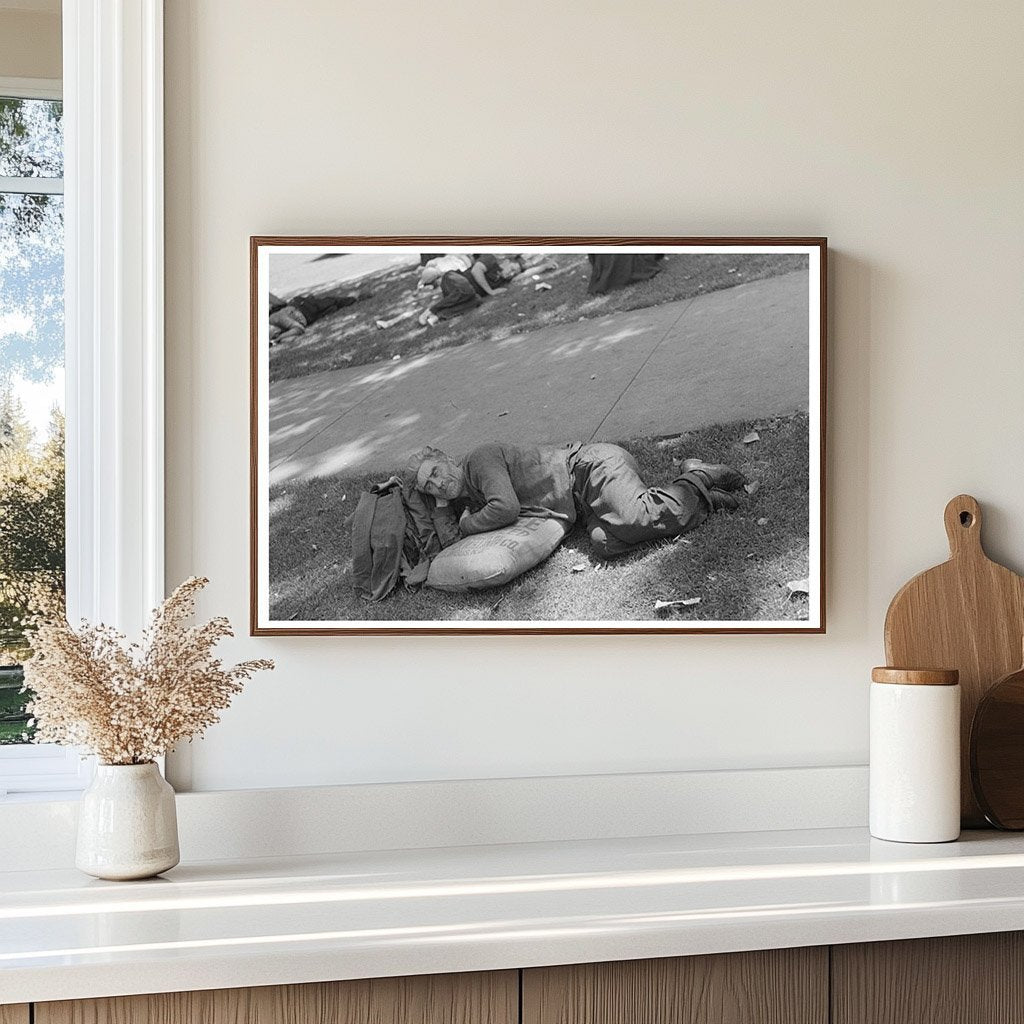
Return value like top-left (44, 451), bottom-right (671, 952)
top-left (0, 79), bottom-right (82, 795)
top-left (1, 5), bottom-right (166, 798)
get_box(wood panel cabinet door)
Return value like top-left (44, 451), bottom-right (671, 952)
top-left (35, 971), bottom-right (517, 1024)
top-left (0, 1007), bottom-right (29, 1024)
top-left (523, 948), bottom-right (828, 1024)
top-left (832, 932), bottom-right (1024, 1024)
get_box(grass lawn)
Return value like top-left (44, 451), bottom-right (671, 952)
top-left (268, 412), bottom-right (810, 624)
top-left (270, 252), bottom-right (807, 382)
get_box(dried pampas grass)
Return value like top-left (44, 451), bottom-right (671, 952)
top-left (23, 577), bottom-right (273, 765)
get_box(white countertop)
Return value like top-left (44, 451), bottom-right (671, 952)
top-left (4, 826), bottom-right (1024, 1004)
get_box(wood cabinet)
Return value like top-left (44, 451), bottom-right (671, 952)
top-left (522, 948), bottom-right (828, 1024)
top-left (34, 972), bottom-right (517, 1024)
top-left (14, 933), bottom-right (1024, 1024)
top-left (831, 932), bottom-right (1024, 1024)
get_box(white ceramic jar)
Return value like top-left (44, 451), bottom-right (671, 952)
top-left (76, 762), bottom-right (180, 880)
top-left (870, 667), bottom-right (961, 843)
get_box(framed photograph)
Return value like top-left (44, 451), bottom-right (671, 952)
top-left (251, 237), bottom-right (826, 635)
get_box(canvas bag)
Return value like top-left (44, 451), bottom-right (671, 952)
top-left (350, 487), bottom-right (407, 602)
top-left (426, 516), bottom-right (569, 592)
top-left (351, 479), bottom-right (457, 601)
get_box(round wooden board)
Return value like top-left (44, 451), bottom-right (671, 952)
top-left (971, 663), bottom-right (1024, 829)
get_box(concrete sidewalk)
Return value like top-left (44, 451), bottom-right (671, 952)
top-left (268, 270), bottom-right (810, 487)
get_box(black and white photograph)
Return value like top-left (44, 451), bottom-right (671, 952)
top-left (251, 238), bottom-right (825, 634)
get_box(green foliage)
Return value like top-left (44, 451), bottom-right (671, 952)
top-left (0, 389), bottom-right (65, 666)
top-left (0, 664), bottom-right (29, 744)
top-left (0, 96), bottom-right (62, 178)
top-left (0, 97), bottom-right (65, 743)
top-left (0, 393), bottom-right (65, 743)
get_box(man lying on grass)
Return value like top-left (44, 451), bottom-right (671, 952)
top-left (407, 441), bottom-right (754, 559)
top-left (417, 254), bottom-right (558, 327)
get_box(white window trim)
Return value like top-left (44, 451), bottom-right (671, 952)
top-left (0, 1), bottom-right (165, 797)
top-left (64, 0), bottom-right (164, 634)
top-left (0, 744), bottom-right (92, 795)
top-left (0, 175), bottom-right (64, 195)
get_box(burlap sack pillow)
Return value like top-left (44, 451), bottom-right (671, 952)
top-left (426, 517), bottom-right (569, 592)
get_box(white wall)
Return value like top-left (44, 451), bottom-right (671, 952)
top-left (163, 1), bottom-right (1024, 792)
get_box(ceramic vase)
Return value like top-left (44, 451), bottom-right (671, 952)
top-left (76, 762), bottom-right (180, 880)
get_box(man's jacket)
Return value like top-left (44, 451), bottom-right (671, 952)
top-left (459, 443), bottom-right (577, 536)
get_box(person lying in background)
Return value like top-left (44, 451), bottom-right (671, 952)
top-left (417, 253), bottom-right (474, 288)
top-left (516, 253), bottom-right (559, 275)
top-left (375, 254), bottom-right (556, 331)
top-left (417, 254), bottom-right (522, 326)
top-left (268, 287), bottom-right (367, 345)
top-left (406, 441), bottom-right (753, 559)
top-left (416, 254), bottom-right (562, 326)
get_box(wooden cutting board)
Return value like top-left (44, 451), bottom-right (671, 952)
top-left (884, 494), bottom-right (1024, 826)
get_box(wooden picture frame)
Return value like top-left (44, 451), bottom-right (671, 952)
top-left (251, 237), bottom-right (826, 635)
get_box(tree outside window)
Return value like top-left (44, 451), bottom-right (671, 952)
top-left (0, 94), bottom-right (65, 744)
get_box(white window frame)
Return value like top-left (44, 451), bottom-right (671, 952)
top-left (0, 0), bottom-right (164, 797)
top-left (0, 75), bottom-right (85, 796)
